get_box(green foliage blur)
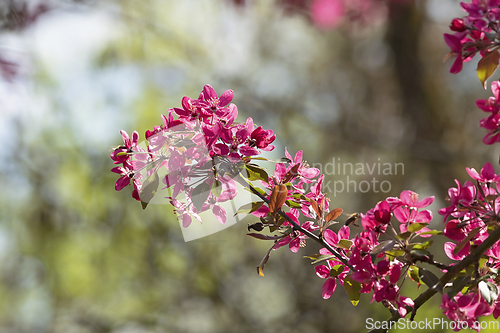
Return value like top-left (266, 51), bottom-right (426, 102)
top-left (0, 0), bottom-right (498, 332)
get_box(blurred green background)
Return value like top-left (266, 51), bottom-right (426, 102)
top-left (1, 0), bottom-right (499, 332)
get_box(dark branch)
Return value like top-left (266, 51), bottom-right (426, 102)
top-left (247, 184), bottom-right (353, 269)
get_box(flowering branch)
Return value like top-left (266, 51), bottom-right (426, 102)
top-left (247, 183), bottom-right (352, 269)
top-left (370, 223), bottom-right (500, 333)
top-left (109, 3), bottom-right (500, 328)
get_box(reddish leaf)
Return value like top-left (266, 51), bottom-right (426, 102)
top-left (282, 164), bottom-right (300, 183)
top-left (325, 208), bottom-right (343, 223)
top-left (247, 233), bottom-right (284, 241)
top-left (256, 246), bottom-right (273, 277)
top-left (309, 199), bottom-right (322, 219)
top-left (269, 184), bottom-right (288, 214)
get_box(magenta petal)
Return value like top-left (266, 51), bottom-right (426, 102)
top-left (400, 190), bottom-right (415, 205)
top-left (260, 144), bottom-right (275, 151)
top-left (289, 238), bottom-right (301, 253)
top-left (294, 150), bottom-right (303, 164)
top-left (225, 104), bottom-right (238, 126)
top-left (218, 89), bottom-right (234, 106)
top-left (323, 229), bottom-right (339, 246)
top-left (131, 131), bottom-right (139, 145)
top-left (115, 175), bottom-right (130, 191)
top-left (476, 99), bottom-right (492, 112)
top-left (274, 163), bottom-right (287, 180)
top-left (182, 214), bottom-right (192, 228)
top-left (444, 241), bottom-right (469, 260)
top-left (239, 146), bottom-right (260, 156)
top-left (450, 56), bottom-right (463, 74)
top-left (322, 278), bottom-right (337, 299)
top-left (415, 210), bottom-right (432, 223)
top-left (315, 265), bottom-right (330, 279)
top-left (202, 84), bottom-right (217, 100)
top-left (213, 205), bottom-right (227, 224)
top-left (481, 162), bottom-right (495, 180)
top-left (492, 81), bottom-right (500, 99)
top-left (301, 168), bottom-right (320, 178)
top-left (417, 196), bottom-right (434, 208)
top-left (284, 147), bottom-right (293, 161)
top-left (443, 33), bottom-right (462, 52)
top-left (273, 235), bottom-right (292, 250)
top-left (120, 130), bottom-right (131, 147)
top-left (338, 225), bottom-right (350, 240)
top-left (393, 207), bottom-right (409, 223)
top-left (390, 264), bottom-right (401, 284)
top-left (111, 166), bottom-right (124, 174)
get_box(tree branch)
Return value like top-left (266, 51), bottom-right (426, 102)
top-left (247, 184), bottom-right (353, 269)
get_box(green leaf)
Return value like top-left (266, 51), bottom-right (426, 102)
top-left (337, 239), bottom-right (353, 250)
top-left (397, 231), bottom-right (412, 240)
top-left (385, 249), bottom-right (406, 259)
top-left (418, 267), bottom-right (443, 293)
top-left (329, 264), bottom-right (345, 277)
top-left (211, 179), bottom-right (222, 197)
top-left (291, 193), bottom-right (307, 200)
top-left (310, 254), bottom-right (337, 264)
top-left (244, 186), bottom-right (266, 196)
top-left (116, 152), bottom-right (128, 157)
top-left (477, 50), bottom-right (500, 89)
top-left (411, 241), bottom-right (434, 250)
top-left (191, 182), bottom-right (211, 212)
top-left (408, 222), bottom-right (429, 233)
top-left (417, 230), bottom-right (444, 236)
top-left (343, 274), bottom-right (362, 306)
top-left (408, 266), bottom-right (422, 284)
top-left (410, 249), bottom-right (432, 260)
top-left (244, 164), bottom-right (269, 183)
top-left (249, 157), bottom-right (291, 163)
top-left (371, 240), bottom-right (397, 255)
top-left (303, 254), bottom-right (321, 261)
top-left (285, 199), bottom-right (302, 208)
top-left (235, 201), bottom-right (265, 216)
top-left (140, 172), bottom-right (160, 210)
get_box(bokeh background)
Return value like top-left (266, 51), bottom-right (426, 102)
top-left (1, 0), bottom-right (499, 332)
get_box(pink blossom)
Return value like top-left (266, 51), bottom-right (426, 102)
top-left (444, 33), bottom-right (466, 74)
top-left (315, 259), bottom-right (347, 299)
top-left (466, 162), bottom-right (500, 183)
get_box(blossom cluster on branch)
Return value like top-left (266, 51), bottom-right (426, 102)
top-left (108, 1), bottom-right (500, 331)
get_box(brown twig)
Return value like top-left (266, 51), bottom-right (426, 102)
top-left (247, 184), bottom-right (353, 269)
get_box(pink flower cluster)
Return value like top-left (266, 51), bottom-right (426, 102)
top-left (441, 292), bottom-right (500, 332)
top-left (256, 185), bottom-right (435, 316)
top-left (477, 81), bottom-right (500, 144)
top-left (110, 82), bottom-right (500, 328)
top-left (439, 162), bottom-right (500, 329)
top-left (110, 84), bottom-right (276, 227)
top-left (444, 0), bottom-right (500, 74)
